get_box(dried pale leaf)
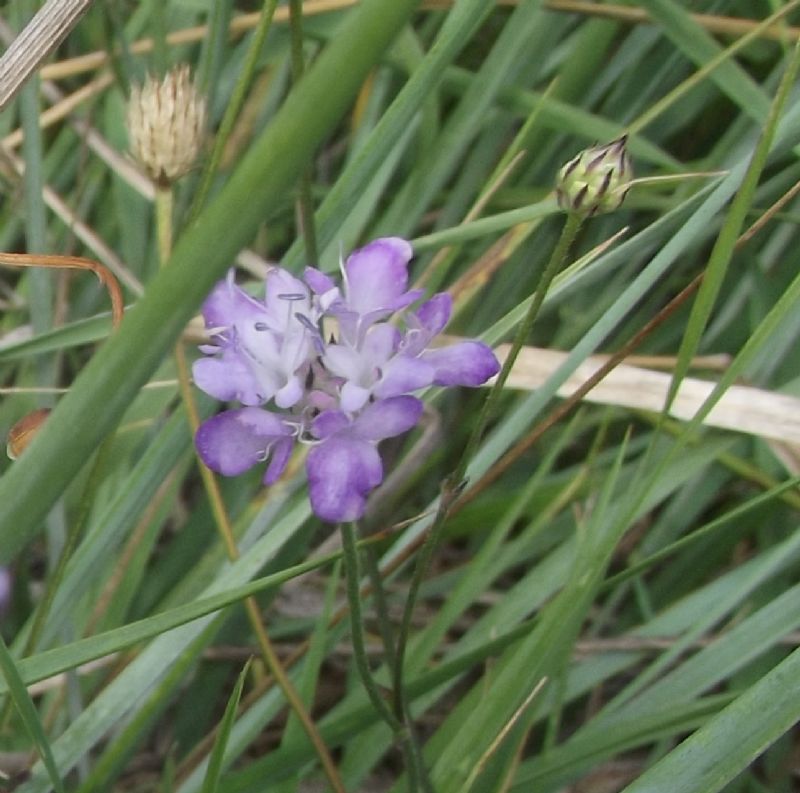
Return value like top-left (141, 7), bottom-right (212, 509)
top-left (495, 344), bottom-right (800, 446)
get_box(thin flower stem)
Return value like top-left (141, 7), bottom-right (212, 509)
top-left (341, 523), bottom-right (426, 793)
top-left (156, 185), bottom-right (345, 793)
top-left (288, 0), bottom-right (318, 263)
top-left (340, 524), bottom-right (403, 729)
top-left (458, 210), bottom-right (584, 483)
top-left (362, 543), bottom-right (398, 671)
top-left (393, 211), bottom-right (584, 723)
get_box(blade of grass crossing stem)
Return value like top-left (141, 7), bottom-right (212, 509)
top-left (0, 553), bottom-right (338, 698)
top-left (0, 633), bottom-right (65, 793)
top-left (200, 659), bottom-right (252, 793)
top-left (0, 315), bottom-right (113, 362)
top-left (0, 0), bottom-right (423, 564)
top-left (619, 645), bottom-right (800, 793)
top-left (665, 32), bottom-right (800, 411)
top-left (241, 536), bottom-right (800, 785)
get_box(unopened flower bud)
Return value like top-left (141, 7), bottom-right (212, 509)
top-left (556, 136), bottom-right (632, 216)
top-left (127, 65), bottom-right (207, 185)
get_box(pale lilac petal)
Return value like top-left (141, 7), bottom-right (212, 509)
top-left (264, 269), bottom-right (311, 328)
top-left (421, 341), bottom-right (500, 386)
top-left (196, 408), bottom-right (292, 477)
top-left (363, 324), bottom-right (400, 364)
top-left (275, 376), bottom-right (304, 409)
top-left (307, 437), bottom-right (383, 522)
top-left (357, 293), bottom-right (423, 330)
top-left (344, 237), bottom-right (415, 314)
top-left (266, 268), bottom-right (308, 303)
top-left (352, 396), bottom-right (423, 441)
top-left (340, 381), bottom-right (370, 412)
top-left (304, 267), bottom-right (337, 295)
top-left (202, 272), bottom-right (265, 330)
top-left (311, 410), bottom-right (350, 439)
top-left (374, 356), bottom-right (434, 398)
top-left (323, 344), bottom-right (365, 380)
top-left (414, 293), bottom-right (451, 335)
top-left (192, 351), bottom-right (265, 406)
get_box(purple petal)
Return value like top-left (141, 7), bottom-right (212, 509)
top-left (264, 437), bottom-right (294, 484)
top-left (421, 341), bottom-right (500, 386)
top-left (196, 408), bottom-right (293, 477)
top-left (311, 410), bottom-right (351, 440)
top-left (307, 437), bottom-right (383, 522)
top-left (192, 350), bottom-right (266, 406)
top-left (344, 237), bottom-right (415, 314)
top-left (352, 396), bottom-right (423, 441)
top-left (374, 356), bottom-right (434, 398)
top-left (414, 293), bottom-right (452, 335)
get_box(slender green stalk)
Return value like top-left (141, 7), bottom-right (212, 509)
top-left (157, 184), bottom-right (345, 793)
top-left (362, 543), bottom-right (398, 671)
top-left (459, 211), bottom-right (583, 483)
top-left (341, 522), bottom-right (427, 793)
top-left (393, 211), bottom-right (584, 714)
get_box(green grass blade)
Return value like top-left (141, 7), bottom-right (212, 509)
top-left (620, 645), bottom-right (800, 793)
top-left (0, 633), bottom-right (65, 793)
top-left (200, 659), bottom-right (251, 793)
top-left (665, 36), bottom-right (800, 410)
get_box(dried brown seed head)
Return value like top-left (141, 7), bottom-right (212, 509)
top-left (127, 65), bottom-right (207, 185)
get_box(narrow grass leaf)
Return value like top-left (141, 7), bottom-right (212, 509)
top-left (0, 633), bottom-right (65, 793)
top-left (620, 645), bottom-right (800, 793)
top-left (200, 659), bottom-right (252, 793)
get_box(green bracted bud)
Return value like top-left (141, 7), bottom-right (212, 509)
top-left (556, 136), bottom-right (632, 216)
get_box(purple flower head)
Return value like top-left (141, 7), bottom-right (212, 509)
top-left (193, 237), bottom-right (500, 522)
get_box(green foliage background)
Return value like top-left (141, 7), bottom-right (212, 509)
top-left (0, 1), bottom-right (799, 791)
